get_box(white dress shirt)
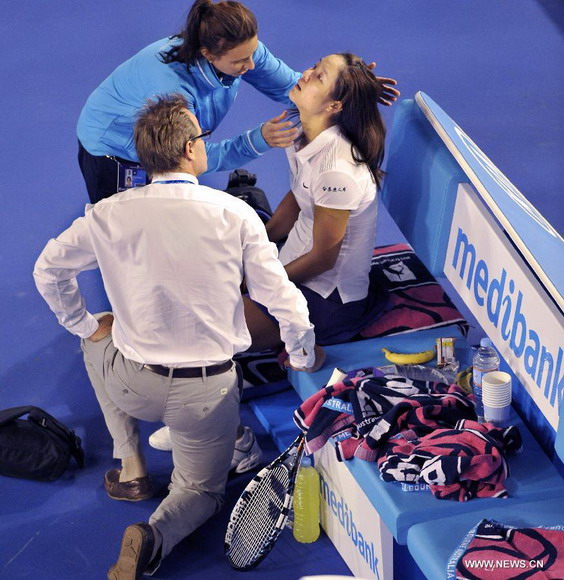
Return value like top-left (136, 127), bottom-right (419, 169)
top-left (279, 125), bottom-right (378, 303)
top-left (34, 173), bottom-right (315, 369)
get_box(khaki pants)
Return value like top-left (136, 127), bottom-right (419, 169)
top-left (81, 331), bottom-right (240, 562)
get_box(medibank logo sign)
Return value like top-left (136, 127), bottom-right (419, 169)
top-left (445, 184), bottom-right (563, 429)
top-left (319, 474), bottom-right (380, 576)
top-left (314, 444), bottom-right (393, 580)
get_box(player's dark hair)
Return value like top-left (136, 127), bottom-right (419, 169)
top-left (332, 53), bottom-right (386, 188)
top-left (161, 0), bottom-right (257, 66)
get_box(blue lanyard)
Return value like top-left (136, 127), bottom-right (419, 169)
top-left (152, 180), bottom-right (194, 185)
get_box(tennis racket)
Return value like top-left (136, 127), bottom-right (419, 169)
top-left (224, 432), bottom-right (305, 569)
top-left (224, 367), bottom-right (347, 570)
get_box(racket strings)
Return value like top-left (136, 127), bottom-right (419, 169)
top-left (226, 464), bottom-right (293, 568)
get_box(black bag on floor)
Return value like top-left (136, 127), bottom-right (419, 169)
top-left (0, 405), bottom-right (85, 481)
top-left (225, 169), bottom-right (273, 224)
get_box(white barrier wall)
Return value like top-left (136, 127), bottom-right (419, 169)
top-left (315, 445), bottom-right (394, 580)
top-left (445, 184), bottom-right (563, 429)
top-left (382, 93), bottom-right (563, 449)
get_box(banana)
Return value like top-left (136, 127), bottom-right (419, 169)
top-left (381, 346), bottom-right (435, 365)
top-left (456, 366), bottom-right (473, 394)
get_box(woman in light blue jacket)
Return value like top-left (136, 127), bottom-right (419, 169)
top-left (77, 0), bottom-right (398, 203)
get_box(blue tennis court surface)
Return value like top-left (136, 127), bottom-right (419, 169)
top-left (1, 1), bottom-right (562, 578)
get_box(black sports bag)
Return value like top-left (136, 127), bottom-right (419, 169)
top-left (0, 406), bottom-right (85, 481)
top-left (225, 169), bottom-right (273, 224)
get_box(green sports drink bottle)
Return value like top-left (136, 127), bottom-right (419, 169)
top-left (293, 456), bottom-right (320, 543)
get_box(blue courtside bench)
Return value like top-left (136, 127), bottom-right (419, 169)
top-left (251, 93), bottom-right (564, 579)
top-left (251, 325), bottom-right (564, 579)
top-left (406, 391), bottom-right (564, 579)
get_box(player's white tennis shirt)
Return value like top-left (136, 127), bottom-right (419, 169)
top-left (280, 125), bottom-right (378, 303)
top-left (34, 173), bottom-right (315, 369)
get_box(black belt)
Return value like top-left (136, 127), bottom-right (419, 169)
top-left (143, 360), bottom-right (232, 378)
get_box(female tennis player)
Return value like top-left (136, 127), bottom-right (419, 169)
top-left (244, 53), bottom-right (389, 351)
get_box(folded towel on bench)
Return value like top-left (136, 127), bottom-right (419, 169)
top-left (360, 243), bottom-right (468, 338)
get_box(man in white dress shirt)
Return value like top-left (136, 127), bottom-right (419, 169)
top-left (34, 94), bottom-right (319, 579)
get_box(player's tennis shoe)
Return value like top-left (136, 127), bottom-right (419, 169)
top-left (231, 426), bottom-right (263, 474)
top-left (149, 425), bottom-right (263, 473)
top-left (148, 426), bottom-right (173, 451)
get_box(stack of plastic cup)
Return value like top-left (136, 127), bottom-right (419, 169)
top-left (481, 371), bottom-right (512, 427)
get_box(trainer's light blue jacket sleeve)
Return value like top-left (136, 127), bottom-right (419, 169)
top-left (202, 126), bottom-right (269, 174)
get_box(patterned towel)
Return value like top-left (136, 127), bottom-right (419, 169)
top-left (360, 243), bottom-right (468, 338)
top-left (450, 519), bottom-right (564, 579)
top-left (293, 371), bottom-right (523, 501)
top-left (293, 374), bottom-right (476, 461)
top-left (378, 420), bottom-right (522, 501)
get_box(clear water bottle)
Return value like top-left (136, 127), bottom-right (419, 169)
top-left (472, 337), bottom-right (500, 422)
top-left (292, 456), bottom-right (320, 543)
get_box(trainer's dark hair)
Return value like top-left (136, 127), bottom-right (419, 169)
top-left (134, 94), bottom-right (198, 175)
top-left (161, 0), bottom-right (258, 66)
top-left (332, 54), bottom-right (386, 189)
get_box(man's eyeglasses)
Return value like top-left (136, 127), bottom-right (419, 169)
top-left (190, 130), bottom-right (212, 142)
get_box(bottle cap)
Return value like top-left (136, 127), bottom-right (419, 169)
top-left (301, 455), bottom-right (312, 467)
top-left (480, 337), bottom-right (493, 347)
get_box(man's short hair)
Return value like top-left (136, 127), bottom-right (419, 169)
top-left (134, 94), bottom-right (198, 175)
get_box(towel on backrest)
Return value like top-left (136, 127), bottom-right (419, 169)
top-left (360, 243), bottom-right (468, 338)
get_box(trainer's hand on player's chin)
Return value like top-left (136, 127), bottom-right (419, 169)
top-left (261, 111), bottom-right (299, 148)
top-left (285, 344), bottom-right (326, 373)
top-left (87, 313), bottom-right (114, 342)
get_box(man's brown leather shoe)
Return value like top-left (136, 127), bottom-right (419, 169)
top-left (104, 468), bottom-right (154, 501)
top-left (107, 522), bottom-right (154, 580)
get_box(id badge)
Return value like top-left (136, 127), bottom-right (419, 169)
top-left (114, 159), bottom-right (149, 191)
